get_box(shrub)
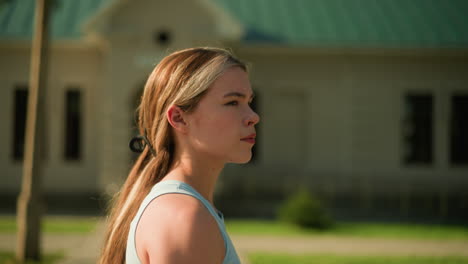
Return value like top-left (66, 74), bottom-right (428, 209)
top-left (277, 189), bottom-right (332, 230)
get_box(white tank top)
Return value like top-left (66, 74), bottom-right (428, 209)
top-left (126, 180), bottom-right (241, 264)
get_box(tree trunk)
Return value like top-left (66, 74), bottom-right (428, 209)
top-left (16, 0), bottom-right (50, 261)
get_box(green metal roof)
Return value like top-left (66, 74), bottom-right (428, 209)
top-left (0, 0), bottom-right (110, 39)
top-left (1, 0), bottom-right (468, 48)
top-left (215, 0), bottom-right (468, 48)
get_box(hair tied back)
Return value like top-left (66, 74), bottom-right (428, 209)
top-left (129, 129), bottom-right (156, 157)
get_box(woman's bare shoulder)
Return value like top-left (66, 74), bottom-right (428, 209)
top-left (135, 193), bottom-right (225, 264)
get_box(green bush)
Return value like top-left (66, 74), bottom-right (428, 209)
top-left (277, 189), bottom-right (332, 230)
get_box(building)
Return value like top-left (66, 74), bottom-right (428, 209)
top-left (1, 0), bottom-right (467, 220)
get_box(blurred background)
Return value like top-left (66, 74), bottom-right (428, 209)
top-left (1, 0), bottom-right (468, 263)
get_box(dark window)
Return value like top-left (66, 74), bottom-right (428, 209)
top-left (403, 94), bottom-right (433, 165)
top-left (64, 89), bottom-right (82, 160)
top-left (450, 95), bottom-right (468, 165)
top-left (12, 87), bottom-right (28, 160)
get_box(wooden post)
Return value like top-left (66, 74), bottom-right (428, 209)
top-left (16, 0), bottom-right (50, 261)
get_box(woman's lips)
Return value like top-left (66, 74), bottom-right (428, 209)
top-left (241, 138), bottom-right (256, 144)
top-left (241, 134), bottom-right (256, 144)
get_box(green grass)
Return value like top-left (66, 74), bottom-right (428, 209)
top-left (225, 219), bottom-right (468, 240)
top-left (0, 216), bottom-right (98, 234)
top-left (2, 216), bottom-right (468, 241)
top-left (249, 253), bottom-right (468, 264)
top-left (0, 251), bottom-right (63, 264)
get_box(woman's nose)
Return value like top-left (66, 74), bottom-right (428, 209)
top-left (245, 108), bottom-right (260, 126)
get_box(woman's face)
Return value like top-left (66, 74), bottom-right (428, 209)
top-left (185, 67), bottom-right (260, 164)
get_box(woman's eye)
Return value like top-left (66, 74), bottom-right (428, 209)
top-left (225, 101), bottom-right (239, 106)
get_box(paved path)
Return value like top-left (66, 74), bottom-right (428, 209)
top-left (1, 218), bottom-right (468, 264)
top-left (232, 235), bottom-right (468, 257)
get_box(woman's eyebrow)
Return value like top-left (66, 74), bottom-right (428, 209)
top-left (223, 92), bottom-right (255, 99)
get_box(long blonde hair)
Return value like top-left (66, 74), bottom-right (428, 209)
top-left (99, 47), bottom-right (247, 264)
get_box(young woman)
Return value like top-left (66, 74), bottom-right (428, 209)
top-left (99, 47), bottom-right (260, 264)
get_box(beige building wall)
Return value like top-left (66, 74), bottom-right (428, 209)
top-left (0, 0), bottom-right (241, 196)
top-left (0, 42), bottom-right (103, 194)
top-left (220, 48), bottom-right (468, 201)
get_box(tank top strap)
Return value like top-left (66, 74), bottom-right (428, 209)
top-left (153, 180), bottom-right (225, 223)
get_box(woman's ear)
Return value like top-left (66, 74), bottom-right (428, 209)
top-left (167, 105), bottom-right (188, 133)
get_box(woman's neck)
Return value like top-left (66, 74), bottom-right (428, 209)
top-left (164, 152), bottom-right (224, 204)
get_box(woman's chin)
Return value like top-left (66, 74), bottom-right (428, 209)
top-left (229, 153), bottom-right (252, 164)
